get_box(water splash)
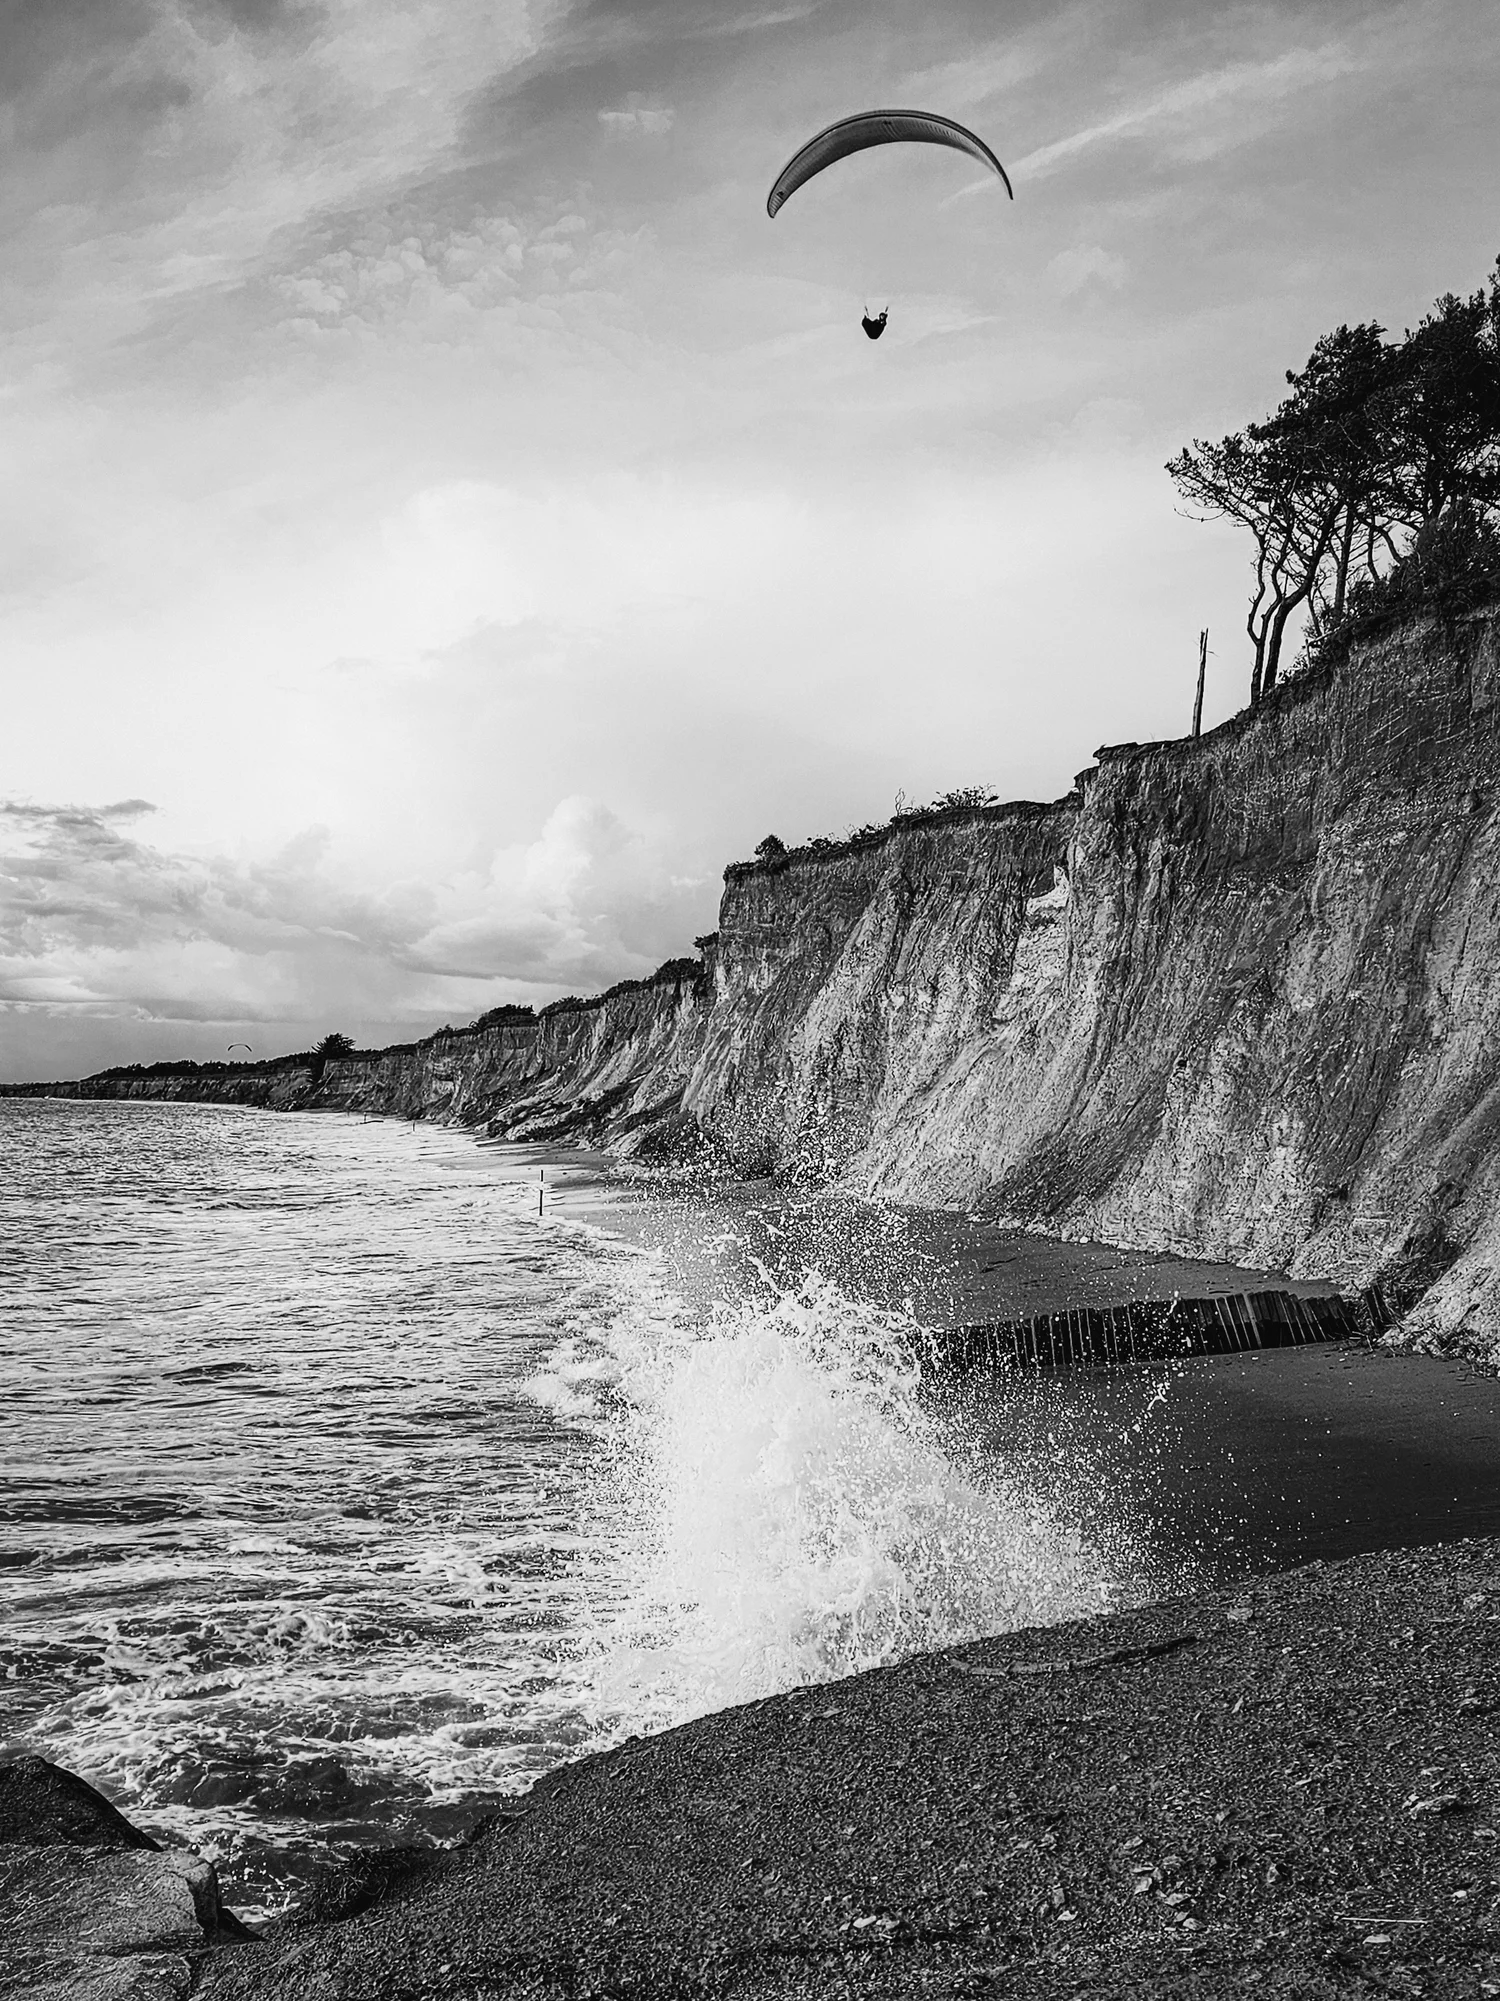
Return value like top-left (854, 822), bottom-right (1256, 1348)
top-left (531, 1257), bottom-right (1158, 1736)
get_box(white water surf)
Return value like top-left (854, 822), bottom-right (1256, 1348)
top-left (2, 1100), bottom-right (1177, 1921)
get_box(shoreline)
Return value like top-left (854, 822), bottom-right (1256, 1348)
top-left (21, 1537), bottom-right (1498, 1998)
top-left (525, 1149), bottom-right (1352, 1322)
top-left (10, 1122), bottom-right (1500, 1995)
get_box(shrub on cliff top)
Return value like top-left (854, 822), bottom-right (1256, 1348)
top-left (467, 1004), bottom-right (537, 1031)
top-left (309, 1031), bottom-right (355, 1083)
top-left (1298, 501), bottom-right (1500, 674)
top-left (927, 784), bottom-right (999, 812)
top-left (1170, 255), bottom-right (1500, 708)
top-left (728, 782), bottom-right (1015, 877)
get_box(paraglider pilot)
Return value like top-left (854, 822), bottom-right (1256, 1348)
top-left (766, 109), bottom-right (1012, 343)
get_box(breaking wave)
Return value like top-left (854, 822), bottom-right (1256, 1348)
top-left (530, 1247), bottom-right (1163, 1736)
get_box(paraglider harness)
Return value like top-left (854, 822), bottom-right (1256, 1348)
top-left (861, 307), bottom-right (889, 340)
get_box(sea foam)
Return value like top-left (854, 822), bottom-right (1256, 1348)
top-left (530, 1247), bottom-right (1156, 1736)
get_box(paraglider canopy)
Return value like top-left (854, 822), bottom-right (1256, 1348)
top-left (767, 108), bottom-right (1013, 218)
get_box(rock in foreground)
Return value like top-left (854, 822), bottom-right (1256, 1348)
top-left (0, 1757), bottom-right (249, 2001)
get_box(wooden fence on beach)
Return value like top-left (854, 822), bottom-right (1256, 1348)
top-left (932, 1283), bottom-right (1392, 1374)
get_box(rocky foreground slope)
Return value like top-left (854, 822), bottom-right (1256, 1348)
top-left (17, 1539), bottom-right (1500, 1999)
top-left (16, 607), bottom-right (1500, 1364)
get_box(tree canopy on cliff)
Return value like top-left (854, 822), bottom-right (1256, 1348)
top-left (1169, 259), bottom-right (1500, 705)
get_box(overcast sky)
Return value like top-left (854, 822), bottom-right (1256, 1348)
top-left (3, 0), bottom-right (1497, 1079)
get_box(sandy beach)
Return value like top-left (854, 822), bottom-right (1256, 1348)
top-left (518, 1153), bottom-right (1348, 1326)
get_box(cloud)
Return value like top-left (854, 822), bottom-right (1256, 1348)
top-left (906, 29), bottom-right (1062, 110)
top-left (1045, 245), bottom-right (1127, 298)
top-left (1062, 396), bottom-right (1145, 451)
top-left (598, 97), bottom-right (675, 136)
top-left (1013, 43), bottom-right (1361, 180)
top-left (0, 0), bottom-right (549, 371)
top-left (257, 191), bottom-right (656, 358)
top-left (349, 474), bottom-right (811, 665)
top-left (96, 798), bottom-right (160, 821)
top-left (0, 793), bottom-right (705, 1033)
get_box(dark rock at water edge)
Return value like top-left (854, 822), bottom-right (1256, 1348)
top-left (0, 1759), bottom-right (161, 1855)
top-left (0, 1756), bottom-right (250, 2001)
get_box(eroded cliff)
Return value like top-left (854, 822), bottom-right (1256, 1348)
top-left (681, 607), bottom-right (1500, 1358)
top-left (14, 606), bottom-right (1499, 1359)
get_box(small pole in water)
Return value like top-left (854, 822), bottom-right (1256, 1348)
top-left (538, 1167), bottom-right (545, 1219)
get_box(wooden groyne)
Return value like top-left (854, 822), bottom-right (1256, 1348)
top-left (932, 1284), bottom-right (1392, 1373)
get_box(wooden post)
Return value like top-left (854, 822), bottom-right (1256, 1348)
top-left (1192, 627), bottom-right (1208, 738)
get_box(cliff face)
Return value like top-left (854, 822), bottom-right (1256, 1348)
top-left (680, 609), bottom-right (1499, 1356)
top-left (311, 969), bottom-right (707, 1148)
top-left (681, 803), bottom-right (1074, 1183)
top-left (15, 607), bottom-right (1499, 1358)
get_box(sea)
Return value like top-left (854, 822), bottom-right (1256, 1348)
top-left (0, 1098), bottom-right (1173, 1920)
top-left (6, 1097), bottom-right (1499, 1924)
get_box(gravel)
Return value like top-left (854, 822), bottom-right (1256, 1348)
top-left (195, 1536), bottom-right (1500, 2000)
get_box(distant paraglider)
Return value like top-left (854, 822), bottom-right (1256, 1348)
top-left (767, 111), bottom-right (1012, 339)
top-left (227, 1044), bottom-right (253, 1057)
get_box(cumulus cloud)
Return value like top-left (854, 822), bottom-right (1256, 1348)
top-left (598, 97), bottom-right (675, 136)
top-left (1045, 245), bottom-right (1127, 299)
top-left (1, 0), bottom-right (548, 372)
top-left (0, 794), bottom-right (706, 1035)
top-left (260, 193), bottom-right (653, 354)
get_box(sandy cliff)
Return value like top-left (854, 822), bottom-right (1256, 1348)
top-left (683, 605), bottom-right (1500, 1360)
top-left (14, 607), bottom-right (1499, 1359)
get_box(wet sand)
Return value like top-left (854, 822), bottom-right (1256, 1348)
top-left (519, 1148), bottom-right (1500, 1579)
top-left (519, 1152), bottom-right (1344, 1328)
top-left (962, 1342), bottom-right (1500, 1585)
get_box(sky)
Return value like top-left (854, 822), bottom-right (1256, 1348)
top-left (3, 0), bottom-right (1498, 1080)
